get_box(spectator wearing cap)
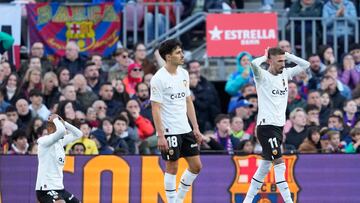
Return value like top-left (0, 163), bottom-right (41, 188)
top-left (84, 61), bottom-right (104, 95)
top-left (229, 99), bottom-right (254, 131)
top-left (287, 80), bottom-right (306, 117)
top-left (298, 126), bottom-right (321, 153)
top-left (0, 88), bottom-right (10, 113)
top-left (225, 51), bottom-right (253, 96)
top-left (99, 83), bottom-right (124, 117)
top-left (187, 60), bottom-right (221, 125)
top-left (15, 99), bottom-right (33, 127)
top-left (285, 108), bottom-right (308, 152)
top-left (227, 84), bottom-right (256, 113)
top-left (108, 48), bottom-right (133, 81)
top-left (58, 41), bottom-right (87, 78)
top-left (7, 129), bottom-right (29, 155)
top-left (123, 63), bottom-right (144, 97)
top-left (345, 127), bottom-right (360, 153)
top-left (29, 89), bottom-right (50, 121)
top-left (328, 113), bottom-right (351, 144)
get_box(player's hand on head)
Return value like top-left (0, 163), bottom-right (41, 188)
top-left (157, 135), bottom-right (169, 152)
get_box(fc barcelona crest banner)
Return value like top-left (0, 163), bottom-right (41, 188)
top-left (26, 3), bottom-right (122, 61)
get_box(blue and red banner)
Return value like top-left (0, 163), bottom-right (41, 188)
top-left (26, 3), bottom-right (122, 61)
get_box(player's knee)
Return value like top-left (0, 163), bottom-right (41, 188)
top-left (190, 162), bottom-right (202, 174)
top-left (166, 163), bottom-right (179, 174)
top-left (273, 157), bottom-right (284, 165)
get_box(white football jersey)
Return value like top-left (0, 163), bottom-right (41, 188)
top-left (251, 53), bottom-right (310, 127)
top-left (35, 119), bottom-right (83, 191)
top-left (150, 66), bottom-right (192, 135)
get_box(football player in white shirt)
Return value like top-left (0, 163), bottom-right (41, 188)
top-left (243, 47), bottom-right (310, 203)
top-left (150, 39), bottom-right (203, 203)
top-left (35, 114), bottom-right (83, 203)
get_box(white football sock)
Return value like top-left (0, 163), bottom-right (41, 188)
top-left (274, 163), bottom-right (293, 203)
top-left (176, 169), bottom-right (198, 203)
top-left (164, 173), bottom-right (177, 203)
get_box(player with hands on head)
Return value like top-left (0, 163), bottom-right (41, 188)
top-left (35, 113), bottom-right (83, 203)
top-left (150, 39), bottom-right (203, 203)
top-left (243, 47), bottom-right (310, 203)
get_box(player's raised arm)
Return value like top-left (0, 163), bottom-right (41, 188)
top-left (62, 121), bottom-right (84, 146)
top-left (285, 52), bottom-right (310, 77)
top-left (37, 116), bottom-right (66, 147)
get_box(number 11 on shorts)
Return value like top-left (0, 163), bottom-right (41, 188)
top-left (268, 137), bottom-right (278, 149)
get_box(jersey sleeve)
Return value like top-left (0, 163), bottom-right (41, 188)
top-left (150, 76), bottom-right (163, 103)
top-left (62, 121), bottom-right (84, 146)
top-left (37, 118), bottom-right (66, 147)
top-left (285, 52), bottom-right (310, 79)
top-left (250, 56), bottom-right (267, 81)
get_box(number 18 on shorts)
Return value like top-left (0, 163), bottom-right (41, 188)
top-left (161, 132), bottom-right (200, 161)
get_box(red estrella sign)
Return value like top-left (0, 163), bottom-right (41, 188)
top-left (206, 13), bottom-right (278, 57)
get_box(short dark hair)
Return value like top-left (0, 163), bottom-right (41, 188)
top-left (11, 129), bottom-right (28, 142)
top-left (135, 82), bottom-right (148, 92)
top-left (113, 115), bottom-right (129, 125)
top-left (305, 104), bottom-right (319, 113)
top-left (186, 59), bottom-right (200, 70)
top-left (350, 128), bottom-right (360, 137)
top-left (84, 61), bottom-right (96, 70)
top-left (5, 105), bottom-right (17, 113)
top-left (214, 114), bottom-right (230, 124)
top-left (268, 47), bottom-right (285, 59)
top-left (71, 142), bottom-right (86, 152)
top-left (308, 53), bottom-right (320, 60)
top-left (158, 39), bottom-right (182, 61)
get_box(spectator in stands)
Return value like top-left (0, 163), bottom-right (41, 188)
top-left (0, 88), bottom-right (10, 113)
top-left (19, 56), bottom-right (42, 78)
top-left (213, 114), bottom-right (240, 154)
top-left (133, 42), bottom-right (157, 75)
top-left (65, 122), bottom-right (98, 155)
top-left (306, 90), bottom-right (330, 126)
top-left (237, 139), bottom-right (255, 155)
top-left (307, 54), bottom-right (326, 90)
top-left (57, 100), bottom-right (77, 124)
top-left (1, 119), bottom-right (18, 154)
top-left (327, 130), bottom-right (345, 152)
top-left (22, 67), bottom-right (42, 100)
top-left (92, 100), bottom-right (107, 120)
top-left (61, 84), bottom-right (82, 111)
top-left (123, 63), bottom-right (144, 97)
top-left (112, 79), bottom-right (130, 107)
top-left (86, 107), bottom-right (98, 128)
top-left (112, 115), bottom-right (138, 154)
top-left (328, 113), bottom-right (351, 144)
top-left (189, 72), bottom-right (214, 131)
top-left (90, 128), bottom-right (113, 155)
top-left (323, 64), bottom-right (351, 99)
top-left (349, 43), bottom-right (360, 69)
top-left (345, 127), bottom-right (360, 153)
top-left (135, 82), bottom-right (152, 122)
top-left (69, 143), bottom-right (86, 155)
top-left (126, 99), bottom-right (155, 142)
top-left (322, 0), bottom-right (357, 51)
top-left (187, 59), bottom-right (221, 124)
top-left (90, 53), bottom-right (108, 80)
top-left (201, 130), bottom-right (225, 154)
top-left (84, 61), bottom-right (103, 95)
top-left (0, 61), bottom-right (12, 78)
top-left (229, 99), bottom-right (254, 131)
top-left (30, 42), bottom-right (52, 74)
top-left (5, 106), bottom-right (23, 129)
top-left (109, 48), bottom-right (132, 81)
top-left (16, 99), bottom-right (33, 127)
top-left (26, 117), bottom-right (43, 144)
top-left (0, 63), bottom-right (4, 85)
top-left (58, 41), bottom-right (87, 78)
top-left (285, 108), bottom-right (308, 151)
top-left (230, 116), bottom-right (250, 141)
top-left (42, 72), bottom-right (60, 108)
top-left (319, 127), bottom-right (331, 153)
top-left (7, 129), bottom-right (28, 155)
top-left (99, 83), bottom-right (124, 117)
top-left (56, 67), bottom-right (71, 89)
top-left (318, 45), bottom-right (336, 65)
top-left (227, 83), bottom-right (256, 113)
top-left (143, 72), bottom-right (153, 87)
top-left (225, 51), bottom-right (253, 96)
top-left (320, 75), bottom-right (347, 108)
top-left (298, 126), bottom-right (321, 153)
top-left (0, 73), bottom-right (23, 105)
top-left (28, 89), bottom-right (50, 121)
top-left (343, 99), bottom-right (359, 128)
top-left (340, 53), bottom-right (359, 89)
top-left (305, 104), bottom-right (320, 126)
top-left (72, 74), bottom-right (98, 111)
top-left (320, 90), bottom-right (333, 110)
top-left (287, 80), bottom-right (307, 117)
